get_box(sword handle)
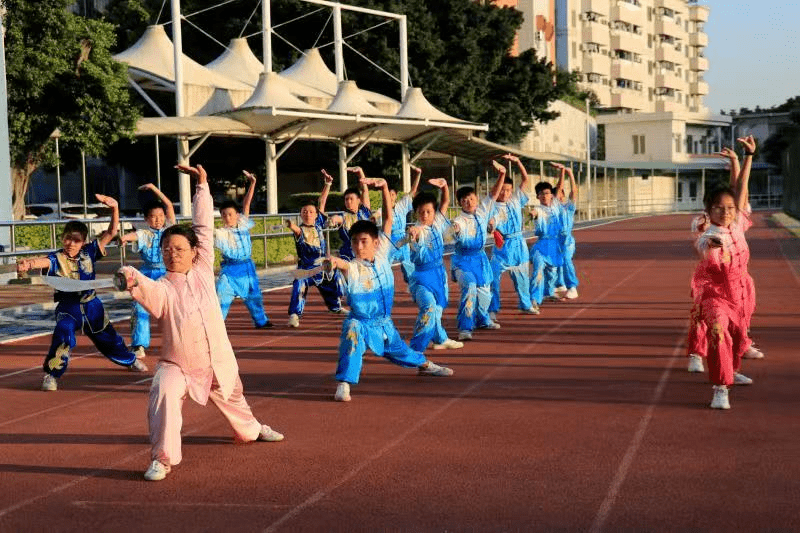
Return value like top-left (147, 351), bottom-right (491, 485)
top-left (114, 269), bottom-right (137, 291)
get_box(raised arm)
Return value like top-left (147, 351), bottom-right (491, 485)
top-left (94, 194), bottom-right (120, 251)
top-left (318, 169), bottom-right (334, 214)
top-left (428, 178), bottom-right (450, 215)
top-left (736, 136), bottom-right (756, 212)
top-left (348, 167), bottom-right (371, 211)
top-left (489, 160), bottom-right (507, 201)
top-left (120, 265), bottom-right (169, 319)
top-left (715, 147), bottom-right (740, 190)
top-left (550, 162), bottom-right (566, 202)
top-left (409, 164), bottom-right (423, 197)
top-left (284, 218), bottom-right (302, 237)
top-left (241, 170), bottom-right (258, 217)
top-left (503, 154), bottom-right (530, 193)
top-left (362, 177), bottom-right (391, 235)
top-left (138, 183), bottom-right (176, 224)
top-left (175, 164), bottom-right (214, 272)
top-left (565, 166), bottom-right (577, 201)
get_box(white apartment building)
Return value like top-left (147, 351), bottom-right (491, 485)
top-left (555, 0), bottom-right (710, 114)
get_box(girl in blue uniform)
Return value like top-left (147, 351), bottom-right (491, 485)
top-left (450, 160), bottom-right (507, 341)
top-left (16, 195), bottom-right (147, 391)
top-left (120, 183), bottom-right (176, 358)
top-left (214, 170), bottom-right (272, 328)
top-left (552, 163), bottom-right (579, 299)
top-left (488, 154), bottom-right (537, 318)
top-left (406, 179), bottom-right (463, 352)
top-left (529, 182), bottom-right (565, 307)
top-left (326, 177), bottom-right (453, 403)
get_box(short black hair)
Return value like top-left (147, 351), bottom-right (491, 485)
top-left (349, 219), bottom-right (379, 241)
top-left (503, 177), bottom-right (513, 185)
top-left (143, 200), bottom-right (166, 218)
top-left (162, 224), bottom-right (200, 262)
top-left (456, 186), bottom-right (475, 202)
top-left (300, 200), bottom-right (317, 211)
top-left (218, 200), bottom-right (240, 213)
top-left (535, 182), bottom-right (554, 195)
top-left (62, 220), bottom-right (88, 241)
top-left (704, 185), bottom-right (736, 213)
top-left (343, 187), bottom-right (361, 199)
top-left (412, 191), bottom-right (438, 213)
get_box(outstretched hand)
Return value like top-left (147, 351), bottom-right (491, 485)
top-left (137, 183), bottom-right (156, 192)
top-left (321, 169), bottom-right (334, 185)
top-left (175, 164), bottom-right (208, 183)
top-left (428, 178), bottom-right (447, 189)
top-left (242, 170), bottom-right (257, 183)
top-left (502, 153), bottom-right (519, 163)
top-left (550, 162), bottom-right (565, 171)
top-left (410, 164), bottom-right (422, 175)
top-left (360, 177), bottom-right (386, 189)
top-left (406, 225), bottom-right (422, 241)
top-left (737, 135), bottom-right (756, 154)
top-left (347, 166), bottom-right (366, 178)
top-left (491, 160), bottom-right (506, 173)
top-left (94, 194), bottom-right (118, 208)
top-left (714, 147), bottom-right (738, 160)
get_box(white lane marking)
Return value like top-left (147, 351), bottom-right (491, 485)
top-left (261, 261), bottom-right (654, 533)
top-left (72, 500), bottom-right (291, 510)
top-left (588, 329), bottom-right (685, 533)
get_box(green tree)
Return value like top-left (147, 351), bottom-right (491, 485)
top-left (3, 0), bottom-right (141, 219)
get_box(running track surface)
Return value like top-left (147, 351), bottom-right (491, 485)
top-left (0, 213), bottom-right (798, 533)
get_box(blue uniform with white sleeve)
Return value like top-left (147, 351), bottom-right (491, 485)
top-left (214, 216), bottom-right (270, 327)
top-left (408, 213), bottom-right (451, 351)
top-left (335, 233), bottom-right (426, 385)
top-left (43, 241), bottom-right (136, 378)
top-left (390, 194), bottom-right (415, 284)
top-left (556, 199), bottom-right (578, 290)
top-left (529, 199), bottom-right (565, 305)
top-left (130, 226), bottom-right (168, 350)
top-left (451, 197), bottom-right (497, 332)
top-left (289, 212), bottom-right (345, 316)
top-left (337, 205), bottom-right (372, 260)
top-left (489, 188), bottom-right (532, 313)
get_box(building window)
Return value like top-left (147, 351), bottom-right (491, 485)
top-left (686, 134), bottom-right (694, 154)
top-left (572, 41), bottom-right (577, 58)
top-left (572, 10), bottom-right (577, 27)
top-left (633, 135), bottom-right (646, 155)
top-left (675, 134), bottom-right (682, 153)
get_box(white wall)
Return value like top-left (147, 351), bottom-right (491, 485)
top-left (521, 100), bottom-right (594, 160)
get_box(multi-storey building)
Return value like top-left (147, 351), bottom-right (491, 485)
top-left (556, 0), bottom-right (710, 113)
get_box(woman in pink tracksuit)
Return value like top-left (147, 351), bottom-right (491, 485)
top-left (120, 164), bottom-right (284, 481)
top-left (690, 136), bottom-right (758, 410)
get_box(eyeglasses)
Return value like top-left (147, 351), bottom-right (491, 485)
top-left (711, 206), bottom-right (737, 213)
top-left (163, 247), bottom-right (192, 256)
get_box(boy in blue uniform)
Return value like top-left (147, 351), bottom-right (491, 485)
top-left (450, 160), bottom-right (507, 341)
top-left (120, 183), bottom-right (176, 358)
top-left (405, 179), bottom-right (463, 352)
top-left (214, 170), bottom-right (273, 329)
top-left (16, 194), bottom-right (147, 391)
top-left (327, 177), bottom-right (453, 403)
top-left (528, 181), bottom-right (565, 307)
top-left (285, 170), bottom-right (346, 328)
top-left (387, 164), bottom-right (422, 285)
top-left (552, 163), bottom-right (579, 299)
top-left (323, 167), bottom-right (372, 261)
top-left (488, 154), bottom-right (538, 319)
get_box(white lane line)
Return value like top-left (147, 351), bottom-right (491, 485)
top-left (72, 500), bottom-right (291, 510)
top-left (261, 261), bottom-right (654, 533)
top-left (588, 329), bottom-right (685, 533)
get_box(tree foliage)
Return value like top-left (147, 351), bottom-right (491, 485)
top-left (3, 0), bottom-right (141, 218)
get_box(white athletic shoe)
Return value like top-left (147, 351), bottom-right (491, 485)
top-left (522, 304), bottom-right (540, 315)
top-left (710, 385), bottom-right (730, 410)
top-left (457, 330), bottom-right (473, 341)
top-left (334, 382), bottom-right (351, 402)
top-left (433, 338), bottom-right (464, 350)
top-left (480, 321), bottom-right (501, 330)
top-left (257, 424), bottom-right (285, 442)
top-left (41, 374), bottom-right (57, 392)
top-left (418, 361), bottom-right (454, 377)
top-left (488, 312), bottom-right (497, 322)
top-left (687, 354), bottom-right (705, 373)
top-left (129, 359), bottom-right (148, 372)
top-left (565, 287), bottom-right (579, 299)
top-left (330, 307), bottom-right (349, 314)
top-left (554, 285), bottom-right (567, 294)
top-left (742, 345), bottom-right (765, 359)
top-left (287, 314), bottom-right (300, 328)
top-left (144, 460), bottom-right (171, 481)
top-left (734, 373), bottom-right (753, 386)
top-left (133, 346), bottom-right (146, 359)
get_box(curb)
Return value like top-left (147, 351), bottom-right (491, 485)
top-left (771, 212), bottom-right (800, 238)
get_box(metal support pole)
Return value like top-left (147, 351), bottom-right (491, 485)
top-left (585, 98), bottom-right (592, 221)
top-left (450, 156), bottom-right (456, 207)
top-left (333, 4), bottom-right (344, 82)
top-left (338, 143), bottom-right (347, 193)
top-left (401, 145), bottom-right (411, 192)
top-left (262, 0), bottom-right (272, 73)
top-left (0, 7), bottom-right (13, 232)
top-left (55, 137), bottom-right (62, 219)
top-left (265, 139), bottom-right (278, 214)
top-left (399, 15), bottom-right (409, 101)
top-left (171, 0), bottom-right (191, 216)
top-left (155, 135), bottom-right (161, 190)
top-left (700, 167), bottom-right (705, 210)
top-left (81, 150), bottom-right (87, 216)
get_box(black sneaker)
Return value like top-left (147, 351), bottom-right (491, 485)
top-left (256, 321), bottom-right (274, 329)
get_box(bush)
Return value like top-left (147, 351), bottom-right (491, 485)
top-left (15, 224), bottom-right (63, 251)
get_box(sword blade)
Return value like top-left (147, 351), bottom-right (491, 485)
top-left (42, 276), bottom-right (116, 292)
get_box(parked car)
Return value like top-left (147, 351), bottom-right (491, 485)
top-left (24, 203), bottom-right (133, 236)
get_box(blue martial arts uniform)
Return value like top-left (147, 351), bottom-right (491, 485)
top-left (556, 199), bottom-right (579, 290)
top-left (337, 205), bottom-right (372, 260)
top-left (390, 195), bottom-right (415, 284)
top-left (529, 200), bottom-right (565, 305)
top-left (489, 188), bottom-right (532, 313)
top-left (335, 234), bottom-right (426, 385)
top-left (451, 197), bottom-right (497, 332)
top-left (289, 213), bottom-right (345, 316)
top-left (408, 213), bottom-right (451, 352)
top-left (43, 241), bottom-right (136, 378)
top-left (130, 226), bottom-right (168, 349)
top-left (214, 216), bottom-right (270, 327)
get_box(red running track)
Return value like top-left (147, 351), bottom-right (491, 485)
top-left (0, 212), bottom-right (798, 532)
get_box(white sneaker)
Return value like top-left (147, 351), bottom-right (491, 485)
top-left (742, 346), bottom-right (764, 359)
top-left (481, 321), bottom-right (501, 330)
top-left (458, 330), bottom-right (473, 341)
top-left (687, 354), bottom-right (705, 373)
top-left (257, 424), bottom-right (285, 442)
top-left (433, 338), bottom-right (464, 350)
top-left (418, 361), bottom-right (454, 377)
top-left (133, 346), bottom-right (146, 359)
top-left (554, 285), bottom-right (567, 294)
top-left (733, 373), bottom-right (753, 385)
top-left (287, 314), bottom-right (300, 328)
top-left (129, 359), bottom-right (148, 372)
top-left (710, 385), bottom-right (730, 410)
top-left (522, 305), bottom-right (540, 315)
top-left (334, 382), bottom-right (351, 402)
top-left (489, 312), bottom-right (497, 322)
top-left (41, 374), bottom-right (57, 391)
top-left (565, 287), bottom-right (579, 299)
top-left (144, 460), bottom-right (171, 481)
top-left (330, 307), bottom-right (349, 314)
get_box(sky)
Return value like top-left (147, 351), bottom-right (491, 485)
top-left (703, 1), bottom-right (800, 114)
